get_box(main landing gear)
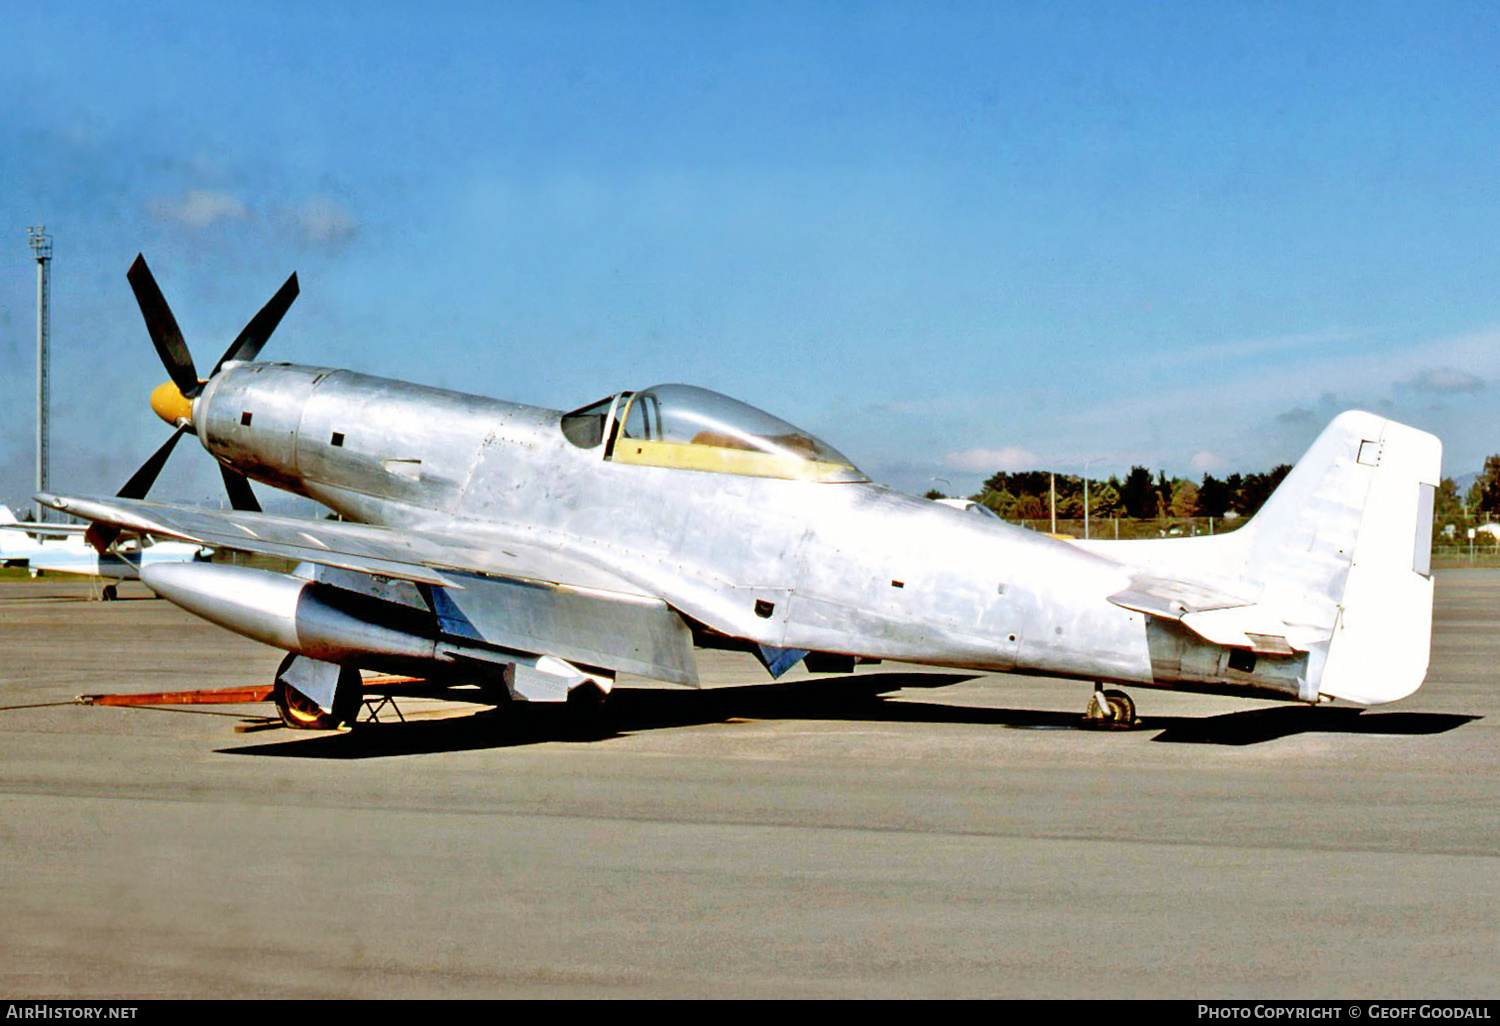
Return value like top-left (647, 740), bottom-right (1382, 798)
top-left (272, 653), bottom-right (362, 729)
top-left (1082, 683), bottom-right (1137, 730)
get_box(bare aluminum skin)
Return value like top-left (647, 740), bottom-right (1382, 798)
top-left (140, 561), bottom-right (616, 703)
top-left (187, 362), bottom-right (1305, 700)
top-left (43, 355), bottom-right (1438, 709)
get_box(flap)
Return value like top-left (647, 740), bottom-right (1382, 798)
top-left (432, 570), bottom-right (698, 685)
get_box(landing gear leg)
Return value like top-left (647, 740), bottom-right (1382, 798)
top-left (1082, 683), bottom-right (1137, 730)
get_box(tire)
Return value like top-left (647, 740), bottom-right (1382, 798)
top-left (272, 653), bottom-right (362, 729)
top-left (1102, 689), bottom-right (1136, 728)
top-left (565, 681), bottom-right (613, 740)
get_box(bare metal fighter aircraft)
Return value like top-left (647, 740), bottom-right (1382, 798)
top-left (41, 256), bottom-right (1441, 729)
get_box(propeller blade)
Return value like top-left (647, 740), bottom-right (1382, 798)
top-left (211, 271), bottom-right (299, 377)
top-left (127, 255), bottom-right (199, 396)
top-left (118, 425), bottom-right (188, 501)
top-left (219, 465), bottom-right (262, 513)
top-left (87, 424), bottom-right (188, 553)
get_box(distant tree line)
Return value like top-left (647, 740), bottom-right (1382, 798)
top-left (939, 452), bottom-right (1500, 534)
top-left (933, 465), bottom-right (1294, 521)
top-left (1437, 455), bottom-right (1500, 527)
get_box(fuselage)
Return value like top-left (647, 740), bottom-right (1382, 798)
top-left (27, 542), bottom-right (203, 580)
top-left (189, 362), bottom-right (1302, 696)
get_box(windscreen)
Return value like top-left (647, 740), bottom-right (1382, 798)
top-left (612, 384), bottom-right (865, 483)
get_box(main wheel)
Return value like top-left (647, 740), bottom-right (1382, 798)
top-left (272, 653), bottom-right (362, 729)
top-left (565, 681), bottom-right (613, 740)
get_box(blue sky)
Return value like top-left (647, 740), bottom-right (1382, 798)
top-left (3, 1), bottom-right (1499, 509)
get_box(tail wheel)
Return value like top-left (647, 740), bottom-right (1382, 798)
top-left (1102, 688), bottom-right (1136, 728)
top-left (1083, 685), bottom-right (1138, 730)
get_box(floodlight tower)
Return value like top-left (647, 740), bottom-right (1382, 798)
top-left (28, 226), bottom-right (51, 522)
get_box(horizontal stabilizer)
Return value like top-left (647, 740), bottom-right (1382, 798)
top-left (1088, 411), bottom-right (1440, 704)
top-left (1111, 577), bottom-right (1299, 655)
top-left (1178, 605), bottom-right (1300, 655)
top-left (1108, 575), bottom-right (1256, 619)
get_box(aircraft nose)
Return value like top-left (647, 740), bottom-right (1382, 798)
top-left (149, 379), bottom-right (195, 427)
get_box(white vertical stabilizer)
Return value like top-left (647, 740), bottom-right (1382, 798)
top-left (1309, 416), bottom-right (1441, 704)
top-left (1079, 412), bottom-right (1441, 705)
top-left (1229, 412), bottom-right (1441, 703)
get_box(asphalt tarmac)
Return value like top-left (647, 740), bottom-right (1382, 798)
top-left (0, 571), bottom-right (1494, 999)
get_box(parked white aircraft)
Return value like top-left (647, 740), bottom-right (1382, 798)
top-left (41, 256), bottom-right (1441, 728)
top-left (1, 504), bottom-right (206, 599)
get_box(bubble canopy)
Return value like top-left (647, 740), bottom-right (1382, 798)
top-left (561, 384), bottom-right (867, 483)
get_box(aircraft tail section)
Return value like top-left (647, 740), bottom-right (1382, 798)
top-left (1240, 412), bottom-right (1441, 704)
top-left (0, 507), bottom-right (24, 559)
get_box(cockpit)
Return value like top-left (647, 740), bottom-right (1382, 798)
top-left (560, 384), bottom-right (867, 483)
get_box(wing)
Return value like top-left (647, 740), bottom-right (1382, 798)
top-left (5, 522), bottom-right (91, 539)
top-left (39, 492), bottom-right (698, 685)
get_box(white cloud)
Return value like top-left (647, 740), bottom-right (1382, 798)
top-left (1161, 328), bottom-right (1362, 368)
top-left (1404, 367), bottom-right (1485, 393)
top-left (290, 197), bottom-right (360, 248)
top-left (943, 445), bottom-right (1038, 473)
top-left (145, 190), bottom-right (359, 252)
top-left (1189, 450), bottom-right (1223, 473)
top-left (1020, 325), bottom-right (1500, 474)
top-left (148, 189), bottom-right (249, 228)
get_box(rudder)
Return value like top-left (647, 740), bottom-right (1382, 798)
top-left (1315, 418), bottom-right (1441, 703)
top-left (1242, 412), bottom-right (1441, 704)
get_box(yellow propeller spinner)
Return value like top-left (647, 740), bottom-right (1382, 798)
top-left (149, 379), bottom-right (198, 427)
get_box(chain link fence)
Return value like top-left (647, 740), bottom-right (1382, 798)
top-left (1005, 516), bottom-right (1248, 539)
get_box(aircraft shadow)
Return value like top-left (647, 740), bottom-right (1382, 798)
top-left (221, 672), bottom-right (982, 759)
top-left (216, 673), bottom-right (1481, 758)
top-left (1145, 705), bottom-right (1481, 745)
top-left (0, 592), bottom-right (156, 604)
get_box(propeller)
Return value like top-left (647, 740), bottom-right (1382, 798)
top-left (128, 253), bottom-right (299, 403)
top-left (90, 256), bottom-right (297, 552)
top-left (126, 254), bottom-right (198, 398)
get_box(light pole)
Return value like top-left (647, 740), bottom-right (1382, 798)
top-left (1063, 458), bottom-right (1101, 539)
top-left (1047, 459), bottom-right (1101, 538)
top-left (1083, 459), bottom-right (1096, 539)
top-left (28, 226), bottom-right (51, 523)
